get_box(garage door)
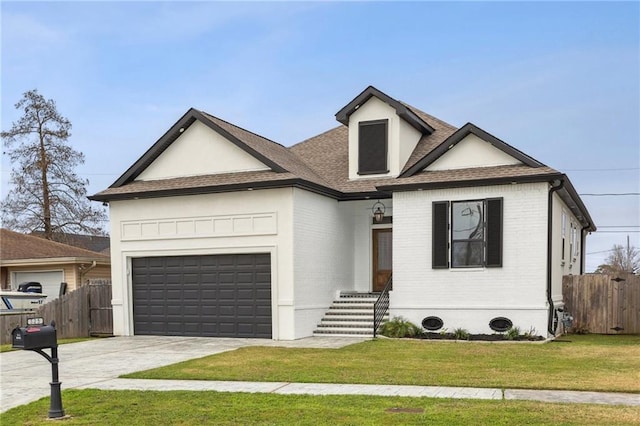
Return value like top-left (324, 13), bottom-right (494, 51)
top-left (13, 271), bottom-right (64, 302)
top-left (132, 254), bottom-right (272, 338)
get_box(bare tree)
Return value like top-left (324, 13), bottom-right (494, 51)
top-left (1, 89), bottom-right (107, 239)
top-left (595, 239), bottom-right (640, 276)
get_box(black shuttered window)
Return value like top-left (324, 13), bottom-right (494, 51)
top-left (432, 198), bottom-right (503, 269)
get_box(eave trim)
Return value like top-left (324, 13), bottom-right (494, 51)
top-left (400, 123), bottom-right (545, 177)
top-left (108, 109), bottom-right (287, 189)
top-left (335, 86), bottom-right (435, 134)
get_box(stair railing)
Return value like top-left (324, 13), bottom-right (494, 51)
top-left (373, 275), bottom-right (392, 337)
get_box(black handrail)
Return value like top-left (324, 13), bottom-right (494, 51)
top-left (373, 275), bottom-right (392, 337)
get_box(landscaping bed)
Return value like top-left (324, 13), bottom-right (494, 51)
top-left (421, 332), bottom-right (545, 342)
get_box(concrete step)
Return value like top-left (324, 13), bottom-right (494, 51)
top-left (330, 302), bottom-right (375, 309)
top-left (313, 292), bottom-right (388, 337)
top-left (322, 315), bottom-right (380, 321)
top-left (318, 320), bottom-right (375, 327)
top-left (313, 328), bottom-right (374, 337)
top-left (339, 292), bottom-right (380, 298)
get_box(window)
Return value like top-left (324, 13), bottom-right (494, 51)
top-left (432, 198), bottom-right (503, 269)
top-left (452, 200), bottom-right (485, 267)
top-left (358, 119), bottom-right (388, 175)
top-left (570, 222), bottom-right (579, 259)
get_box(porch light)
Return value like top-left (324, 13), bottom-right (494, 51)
top-left (372, 201), bottom-right (386, 223)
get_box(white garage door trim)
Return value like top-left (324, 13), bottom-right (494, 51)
top-left (131, 253), bottom-right (273, 338)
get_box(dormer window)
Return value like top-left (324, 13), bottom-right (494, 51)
top-left (358, 119), bottom-right (388, 175)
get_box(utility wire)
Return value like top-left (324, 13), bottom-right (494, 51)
top-left (579, 193), bottom-right (640, 196)
top-left (563, 167), bottom-right (639, 172)
top-left (594, 231), bottom-right (640, 233)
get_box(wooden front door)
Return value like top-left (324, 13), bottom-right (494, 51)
top-left (372, 228), bottom-right (392, 292)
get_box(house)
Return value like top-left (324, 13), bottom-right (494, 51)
top-left (89, 86), bottom-right (595, 340)
top-left (0, 229), bottom-right (111, 300)
top-left (30, 231), bottom-right (111, 255)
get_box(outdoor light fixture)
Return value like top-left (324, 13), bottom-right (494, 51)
top-left (372, 200), bottom-right (386, 223)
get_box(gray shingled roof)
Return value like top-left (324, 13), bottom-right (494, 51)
top-left (89, 88), bottom-right (594, 231)
top-left (89, 88), bottom-right (561, 200)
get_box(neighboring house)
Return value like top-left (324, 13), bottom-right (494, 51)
top-left (0, 229), bottom-right (111, 300)
top-left (89, 86), bottom-right (595, 340)
top-left (30, 231), bottom-right (111, 255)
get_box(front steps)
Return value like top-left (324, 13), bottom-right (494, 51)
top-left (313, 292), bottom-right (388, 337)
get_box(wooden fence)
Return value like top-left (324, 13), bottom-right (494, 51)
top-left (563, 274), bottom-right (640, 334)
top-left (1, 280), bottom-right (113, 345)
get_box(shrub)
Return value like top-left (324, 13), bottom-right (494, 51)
top-left (378, 317), bottom-right (422, 338)
top-left (522, 326), bottom-right (539, 340)
top-left (453, 328), bottom-right (470, 340)
top-left (504, 326), bottom-right (521, 341)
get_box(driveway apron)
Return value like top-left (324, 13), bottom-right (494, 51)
top-left (0, 335), bottom-right (364, 412)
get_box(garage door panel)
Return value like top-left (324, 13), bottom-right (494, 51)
top-left (132, 254), bottom-right (271, 338)
top-left (237, 288), bottom-right (254, 299)
top-left (255, 306), bottom-right (272, 316)
top-left (219, 306), bottom-right (235, 316)
top-left (201, 290), bottom-right (217, 299)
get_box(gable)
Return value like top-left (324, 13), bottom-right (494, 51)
top-left (136, 120), bottom-right (270, 181)
top-left (346, 95), bottom-right (423, 179)
top-left (425, 133), bottom-right (522, 171)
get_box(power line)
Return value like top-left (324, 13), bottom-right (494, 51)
top-left (586, 249), bottom-right (615, 255)
top-left (595, 231), bottom-right (640, 233)
top-left (579, 193), bottom-right (640, 196)
top-left (563, 167), bottom-right (639, 172)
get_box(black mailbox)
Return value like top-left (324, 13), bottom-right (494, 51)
top-left (10, 319), bottom-right (65, 418)
top-left (12, 323), bottom-right (58, 350)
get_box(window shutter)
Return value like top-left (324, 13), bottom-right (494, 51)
top-left (486, 198), bottom-right (503, 267)
top-left (432, 201), bottom-right (449, 269)
top-left (358, 120), bottom-right (388, 174)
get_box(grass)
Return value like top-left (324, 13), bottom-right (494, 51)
top-left (0, 337), bottom-right (94, 353)
top-left (1, 389), bottom-right (639, 425)
top-left (125, 334), bottom-right (640, 393)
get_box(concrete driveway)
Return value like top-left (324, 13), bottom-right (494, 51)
top-left (0, 335), bottom-right (365, 413)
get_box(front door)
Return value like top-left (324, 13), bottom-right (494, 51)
top-left (372, 228), bottom-right (392, 292)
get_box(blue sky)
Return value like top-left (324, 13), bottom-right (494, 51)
top-left (1, 1), bottom-right (638, 271)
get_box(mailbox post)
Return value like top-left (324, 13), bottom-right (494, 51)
top-left (12, 318), bottom-right (65, 419)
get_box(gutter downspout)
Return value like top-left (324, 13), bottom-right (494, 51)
top-left (547, 179), bottom-right (564, 336)
top-left (579, 226), bottom-right (589, 275)
top-left (79, 261), bottom-right (98, 285)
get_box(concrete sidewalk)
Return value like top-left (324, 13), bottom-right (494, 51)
top-left (2, 336), bottom-right (639, 413)
top-left (80, 378), bottom-right (640, 406)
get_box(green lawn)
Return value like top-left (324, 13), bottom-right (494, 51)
top-left (125, 334), bottom-right (640, 393)
top-left (1, 390), bottom-right (639, 425)
top-left (0, 337), bottom-right (94, 353)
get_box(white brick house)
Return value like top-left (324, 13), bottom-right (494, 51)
top-left (90, 86), bottom-right (595, 340)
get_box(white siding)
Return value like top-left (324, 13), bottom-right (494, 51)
top-left (109, 188), bottom-right (295, 340)
top-left (392, 182), bottom-right (550, 335)
top-left (292, 190), bottom-right (353, 337)
top-left (136, 120), bottom-right (269, 181)
top-left (551, 192), bottom-right (584, 307)
top-left (426, 134), bottom-right (522, 171)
